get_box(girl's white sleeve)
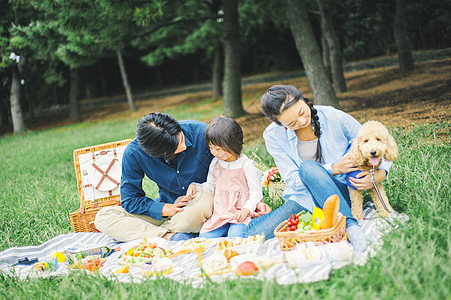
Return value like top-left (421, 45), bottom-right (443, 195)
top-left (196, 158), bottom-right (216, 195)
top-left (242, 160), bottom-right (263, 212)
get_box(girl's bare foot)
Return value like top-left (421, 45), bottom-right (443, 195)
top-left (162, 232), bottom-right (176, 240)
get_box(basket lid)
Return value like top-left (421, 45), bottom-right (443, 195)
top-left (74, 139), bottom-right (132, 205)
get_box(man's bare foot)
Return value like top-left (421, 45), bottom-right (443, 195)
top-left (162, 232), bottom-right (176, 240)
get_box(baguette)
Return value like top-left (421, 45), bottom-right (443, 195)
top-left (320, 194), bottom-right (340, 229)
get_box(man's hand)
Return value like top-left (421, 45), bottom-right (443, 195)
top-left (162, 195), bottom-right (193, 216)
top-left (250, 201), bottom-right (272, 218)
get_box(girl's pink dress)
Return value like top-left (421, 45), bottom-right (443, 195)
top-left (200, 159), bottom-right (252, 233)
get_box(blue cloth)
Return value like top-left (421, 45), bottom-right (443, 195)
top-left (170, 232), bottom-right (199, 241)
top-left (344, 143), bottom-right (361, 190)
top-left (120, 120), bottom-right (214, 220)
top-left (262, 105), bottom-right (392, 212)
top-left (199, 223), bottom-right (247, 238)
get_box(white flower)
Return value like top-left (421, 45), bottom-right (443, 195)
top-left (9, 53), bottom-right (20, 63)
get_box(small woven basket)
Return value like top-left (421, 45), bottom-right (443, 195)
top-left (267, 181), bottom-right (286, 199)
top-left (69, 139), bottom-right (132, 232)
top-left (274, 214), bottom-right (347, 251)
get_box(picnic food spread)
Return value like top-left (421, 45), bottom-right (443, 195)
top-left (13, 194), bottom-right (379, 281)
top-left (22, 195), bottom-right (350, 278)
top-left (2, 201), bottom-right (408, 286)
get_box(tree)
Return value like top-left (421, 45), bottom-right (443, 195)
top-left (284, 0), bottom-right (340, 108)
top-left (394, 0), bottom-right (414, 72)
top-left (222, 0), bottom-right (245, 118)
top-left (116, 50), bottom-right (136, 111)
top-left (9, 58), bottom-right (26, 134)
top-left (316, 0), bottom-right (347, 92)
top-left (0, 1), bottom-right (37, 134)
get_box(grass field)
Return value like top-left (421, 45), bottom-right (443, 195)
top-left (0, 107), bottom-right (450, 299)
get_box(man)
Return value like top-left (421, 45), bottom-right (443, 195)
top-left (95, 112), bottom-right (270, 242)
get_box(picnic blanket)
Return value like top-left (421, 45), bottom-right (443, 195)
top-left (0, 203), bottom-right (408, 287)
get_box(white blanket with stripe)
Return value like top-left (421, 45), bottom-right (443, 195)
top-left (0, 204), bottom-right (408, 286)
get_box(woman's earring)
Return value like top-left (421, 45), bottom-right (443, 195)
top-left (312, 122), bottom-right (316, 131)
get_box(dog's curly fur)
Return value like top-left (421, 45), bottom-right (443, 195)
top-left (348, 120), bottom-right (398, 220)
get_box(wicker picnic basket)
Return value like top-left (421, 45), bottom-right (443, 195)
top-left (274, 213), bottom-right (347, 251)
top-left (69, 139), bottom-right (132, 232)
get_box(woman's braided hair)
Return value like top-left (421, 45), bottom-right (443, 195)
top-left (303, 97), bottom-right (322, 162)
top-left (261, 85), bottom-right (322, 162)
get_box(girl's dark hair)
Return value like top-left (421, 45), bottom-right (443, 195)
top-left (136, 112), bottom-right (182, 159)
top-left (205, 116), bottom-right (243, 157)
top-left (261, 85), bottom-right (322, 162)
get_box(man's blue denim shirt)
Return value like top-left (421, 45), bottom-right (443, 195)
top-left (120, 120), bottom-right (213, 220)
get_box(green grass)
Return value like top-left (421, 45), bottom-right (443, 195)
top-left (0, 116), bottom-right (450, 299)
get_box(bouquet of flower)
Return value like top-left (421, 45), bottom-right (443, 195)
top-left (262, 166), bottom-right (283, 188)
top-left (250, 149), bottom-right (284, 188)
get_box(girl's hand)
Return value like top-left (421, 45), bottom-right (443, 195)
top-left (162, 195), bottom-right (194, 216)
top-left (332, 153), bottom-right (359, 175)
top-left (235, 208), bottom-right (250, 222)
top-left (186, 183), bottom-right (196, 198)
top-left (349, 169), bottom-right (387, 190)
top-left (250, 202), bottom-right (272, 218)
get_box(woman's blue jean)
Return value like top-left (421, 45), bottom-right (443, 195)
top-left (246, 160), bottom-right (358, 240)
top-left (199, 223), bottom-right (247, 238)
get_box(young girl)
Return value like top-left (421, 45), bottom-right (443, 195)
top-left (257, 85), bottom-right (393, 252)
top-left (186, 116), bottom-right (263, 238)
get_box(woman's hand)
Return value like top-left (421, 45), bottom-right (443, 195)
top-left (349, 169), bottom-right (387, 190)
top-left (250, 201), bottom-right (272, 218)
top-left (235, 208), bottom-right (250, 222)
top-left (332, 153), bottom-right (359, 175)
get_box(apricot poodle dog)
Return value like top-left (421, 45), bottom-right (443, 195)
top-left (348, 120), bottom-right (398, 220)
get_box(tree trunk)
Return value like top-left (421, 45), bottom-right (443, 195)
top-left (317, 0), bottom-right (347, 92)
top-left (69, 67), bottom-right (80, 120)
top-left (212, 43), bottom-right (223, 99)
top-left (321, 33), bottom-right (331, 80)
top-left (284, 0), bottom-right (340, 108)
top-left (116, 50), bottom-right (136, 112)
top-left (394, 0), bottom-right (414, 72)
top-left (222, 0), bottom-right (245, 118)
top-left (10, 66), bottom-right (27, 134)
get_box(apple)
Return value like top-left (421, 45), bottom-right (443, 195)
top-left (235, 261), bottom-right (259, 276)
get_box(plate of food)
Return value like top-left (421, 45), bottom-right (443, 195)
top-left (169, 237), bottom-right (215, 258)
top-left (215, 234), bottom-right (265, 254)
top-left (117, 238), bottom-right (173, 266)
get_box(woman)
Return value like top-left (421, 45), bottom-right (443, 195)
top-left (255, 85), bottom-right (392, 252)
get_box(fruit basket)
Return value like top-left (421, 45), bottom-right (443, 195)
top-left (69, 139), bottom-right (132, 232)
top-left (274, 213), bottom-right (347, 251)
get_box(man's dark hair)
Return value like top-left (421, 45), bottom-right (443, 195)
top-left (136, 112), bottom-right (182, 159)
top-left (205, 115), bottom-right (243, 157)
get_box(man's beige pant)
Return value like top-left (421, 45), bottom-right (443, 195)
top-left (95, 190), bottom-right (213, 242)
